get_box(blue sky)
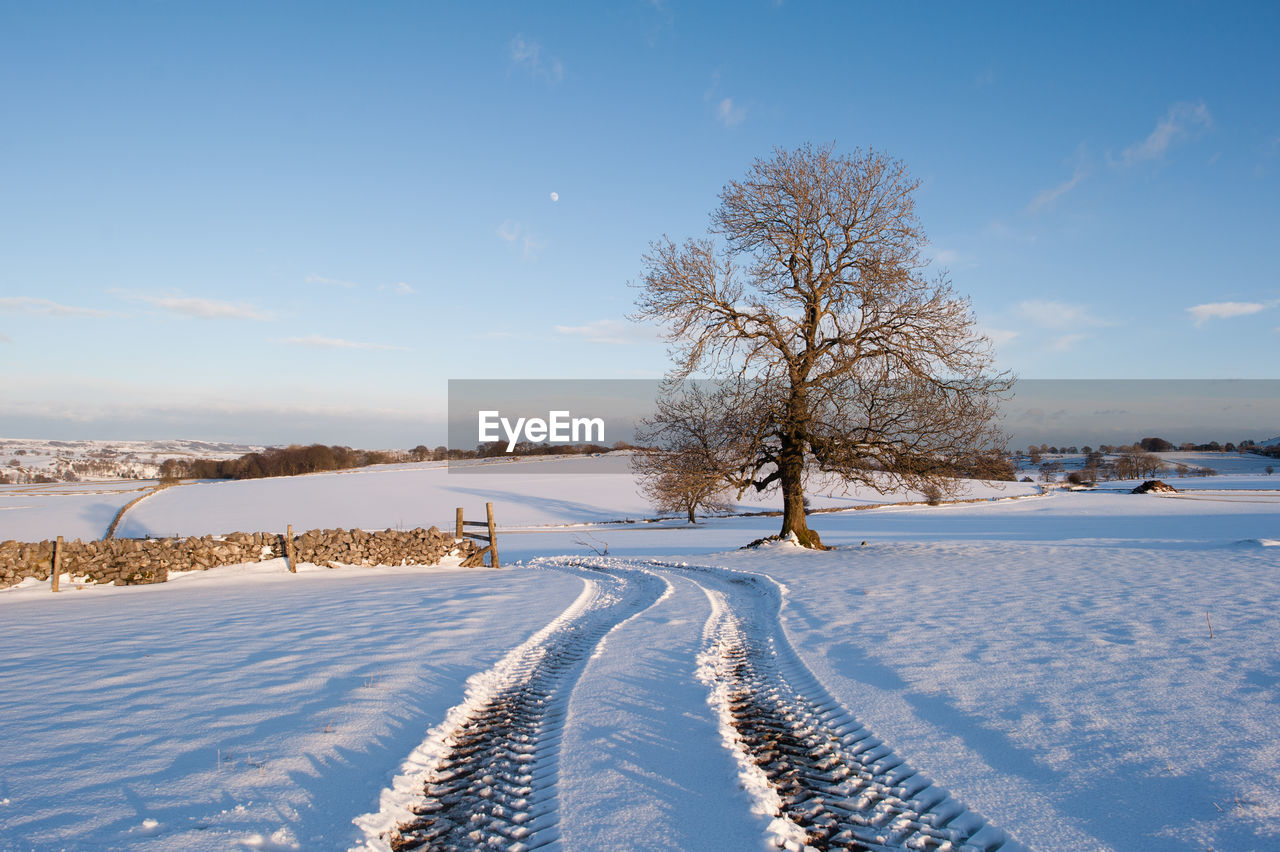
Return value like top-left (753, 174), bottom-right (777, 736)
top-left (1, 1), bottom-right (1277, 446)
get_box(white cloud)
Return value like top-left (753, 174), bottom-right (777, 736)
top-left (554, 319), bottom-right (655, 345)
top-left (716, 97), bottom-right (746, 127)
top-left (305, 274), bottom-right (358, 288)
top-left (1015, 300), bottom-right (1112, 330)
top-left (0, 296), bottom-right (115, 318)
top-left (393, 282), bottom-right (415, 295)
top-left (278, 336), bottom-right (409, 352)
top-left (497, 220), bottom-right (521, 242)
top-left (1028, 165), bottom-right (1086, 212)
top-left (521, 235), bottom-right (545, 260)
top-left (1187, 301), bottom-right (1270, 326)
top-left (497, 220), bottom-right (544, 259)
top-left (549, 191), bottom-right (559, 202)
top-left (1047, 333), bottom-right (1089, 352)
top-left (1028, 143), bottom-right (1090, 213)
top-left (509, 35), bottom-right (564, 83)
top-left (115, 291), bottom-right (272, 321)
top-left (1118, 100), bottom-right (1212, 167)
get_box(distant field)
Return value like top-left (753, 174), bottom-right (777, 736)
top-left (112, 455), bottom-right (1037, 539)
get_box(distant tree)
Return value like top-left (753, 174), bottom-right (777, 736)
top-left (635, 449), bottom-right (734, 523)
top-left (1139, 437), bottom-right (1174, 453)
top-left (1267, 465), bottom-right (1275, 475)
top-left (633, 384), bottom-right (737, 524)
top-left (410, 445), bottom-right (431, 462)
top-left (1115, 449), bottom-right (1163, 479)
top-left (1039, 460), bottom-right (1062, 482)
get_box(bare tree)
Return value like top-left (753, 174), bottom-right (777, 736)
top-left (633, 384), bottom-right (736, 523)
top-left (1114, 448), bottom-right (1163, 480)
top-left (633, 144), bottom-right (1011, 548)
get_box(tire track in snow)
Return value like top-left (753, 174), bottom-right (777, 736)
top-left (351, 560), bottom-right (665, 852)
top-left (650, 560), bottom-right (1012, 852)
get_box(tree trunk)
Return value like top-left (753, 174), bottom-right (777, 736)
top-left (777, 435), bottom-right (824, 549)
top-left (687, 504), bottom-right (696, 524)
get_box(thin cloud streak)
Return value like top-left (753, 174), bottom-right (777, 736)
top-left (1187, 301), bottom-right (1270, 326)
top-left (278, 335), bottom-right (409, 352)
top-left (1028, 143), bottom-right (1090, 213)
top-left (510, 35), bottom-right (564, 83)
top-left (1118, 101), bottom-right (1212, 167)
top-left (1028, 165), bottom-right (1087, 212)
top-left (305, 274), bottom-right (358, 288)
top-left (554, 319), bottom-right (659, 345)
top-left (114, 291), bottom-right (272, 321)
top-left (1015, 300), bottom-right (1113, 330)
top-left (0, 296), bottom-right (116, 318)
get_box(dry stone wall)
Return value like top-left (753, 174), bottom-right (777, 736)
top-left (0, 527), bottom-right (482, 589)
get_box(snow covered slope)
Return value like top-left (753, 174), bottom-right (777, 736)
top-left (2, 468), bottom-right (1278, 850)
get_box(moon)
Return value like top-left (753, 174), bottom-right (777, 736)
top-left (549, 192), bottom-right (559, 202)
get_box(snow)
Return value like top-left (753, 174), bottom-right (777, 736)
top-left (1, 458), bottom-right (1278, 850)
top-left (0, 562), bottom-right (584, 849)
top-left (557, 571), bottom-right (770, 850)
top-left (96, 456), bottom-right (1035, 539)
top-left (0, 479), bottom-right (152, 541)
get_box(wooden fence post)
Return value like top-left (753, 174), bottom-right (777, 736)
top-left (486, 502), bottom-right (499, 569)
top-left (286, 524), bottom-right (296, 573)
top-left (51, 535), bottom-right (62, 592)
top-left (456, 507), bottom-right (464, 540)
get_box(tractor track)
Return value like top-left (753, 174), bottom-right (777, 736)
top-left (353, 561), bottom-right (665, 852)
top-left (671, 561), bottom-right (1010, 852)
top-left (356, 557), bottom-right (1012, 851)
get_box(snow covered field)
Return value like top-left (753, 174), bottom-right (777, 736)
top-left (100, 456), bottom-right (1035, 539)
top-left (2, 457), bottom-right (1278, 851)
top-left (0, 479), bottom-right (155, 542)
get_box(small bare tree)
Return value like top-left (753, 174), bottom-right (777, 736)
top-left (633, 144), bottom-right (1011, 548)
top-left (633, 384), bottom-right (735, 523)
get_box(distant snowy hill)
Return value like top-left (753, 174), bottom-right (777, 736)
top-left (1260, 436), bottom-right (1280, 447)
top-left (0, 437), bottom-right (265, 484)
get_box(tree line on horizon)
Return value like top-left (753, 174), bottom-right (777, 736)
top-left (1021, 436), bottom-right (1277, 458)
top-left (157, 440), bottom-right (632, 481)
